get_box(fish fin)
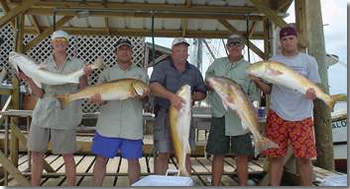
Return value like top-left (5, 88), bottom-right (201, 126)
top-left (254, 137), bottom-right (279, 156)
top-left (131, 81), bottom-right (144, 97)
top-left (38, 65), bottom-right (48, 71)
top-left (241, 120), bottom-right (249, 130)
top-left (56, 94), bottom-right (71, 109)
top-left (90, 56), bottom-right (104, 70)
top-left (32, 79), bottom-right (42, 88)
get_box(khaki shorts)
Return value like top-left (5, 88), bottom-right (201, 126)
top-left (153, 108), bottom-right (196, 154)
top-left (27, 125), bottom-right (76, 154)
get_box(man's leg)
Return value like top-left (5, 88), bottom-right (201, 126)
top-left (185, 154), bottom-right (191, 175)
top-left (269, 157), bottom-right (284, 186)
top-left (297, 158), bottom-right (313, 186)
top-left (128, 159), bottom-right (141, 185)
top-left (154, 152), bottom-right (169, 175)
top-left (92, 156), bottom-right (108, 186)
top-left (62, 153), bottom-right (76, 186)
top-left (236, 155), bottom-right (249, 186)
top-left (31, 151), bottom-right (44, 186)
top-left (211, 154), bottom-right (225, 186)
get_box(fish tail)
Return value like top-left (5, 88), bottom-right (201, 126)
top-left (56, 94), bottom-right (71, 109)
top-left (179, 151), bottom-right (190, 177)
top-left (327, 94), bottom-right (347, 111)
top-left (255, 137), bottom-right (279, 156)
top-left (90, 57), bottom-right (104, 70)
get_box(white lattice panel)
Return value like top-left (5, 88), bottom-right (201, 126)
top-left (0, 24), bottom-right (145, 113)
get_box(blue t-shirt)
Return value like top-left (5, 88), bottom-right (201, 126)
top-left (269, 53), bottom-right (321, 121)
top-left (150, 57), bottom-right (207, 109)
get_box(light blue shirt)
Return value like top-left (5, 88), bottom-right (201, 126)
top-left (269, 53), bottom-right (321, 121)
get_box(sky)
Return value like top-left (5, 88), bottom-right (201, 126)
top-left (145, 0), bottom-right (347, 97)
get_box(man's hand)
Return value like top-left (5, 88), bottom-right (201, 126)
top-left (305, 88), bottom-right (317, 100)
top-left (170, 93), bottom-right (185, 110)
top-left (83, 64), bottom-right (93, 76)
top-left (136, 88), bottom-right (150, 100)
top-left (248, 74), bottom-right (262, 82)
top-left (16, 72), bottom-right (30, 82)
top-left (89, 93), bottom-right (105, 105)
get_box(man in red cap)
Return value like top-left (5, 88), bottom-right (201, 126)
top-left (250, 25), bottom-right (321, 186)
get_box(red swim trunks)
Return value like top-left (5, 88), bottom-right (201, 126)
top-left (263, 110), bottom-right (317, 159)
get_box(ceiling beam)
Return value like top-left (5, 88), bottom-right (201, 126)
top-left (0, 0), bottom-right (40, 28)
top-left (0, 0), bottom-right (15, 28)
top-left (26, 8), bottom-right (263, 20)
top-left (18, 1), bottom-right (259, 14)
top-left (29, 15), bottom-right (41, 34)
top-left (249, 0), bottom-right (287, 28)
top-left (24, 16), bottom-right (74, 52)
top-left (218, 19), bottom-right (265, 59)
top-left (23, 26), bottom-right (265, 39)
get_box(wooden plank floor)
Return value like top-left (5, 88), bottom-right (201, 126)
top-left (1, 152), bottom-right (347, 187)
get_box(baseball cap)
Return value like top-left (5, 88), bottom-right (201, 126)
top-left (171, 37), bottom-right (190, 47)
top-left (279, 26), bottom-right (298, 39)
top-left (51, 30), bottom-right (69, 41)
top-left (114, 38), bottom-right (132, 50)
top-left (227, 34), bottom-right (244, 47)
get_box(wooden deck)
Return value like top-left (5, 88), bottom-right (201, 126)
top-left (1, 152), bottom-right (346, 187)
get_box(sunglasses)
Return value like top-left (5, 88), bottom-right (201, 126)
top-left (53, 38), bottom-right (68, 43)
top-left (227, 41), bottom-right (243, 48)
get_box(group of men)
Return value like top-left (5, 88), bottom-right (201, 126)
top-left (16, 24), bottom-right (320, 186)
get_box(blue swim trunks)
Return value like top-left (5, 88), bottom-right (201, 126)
top-left (91, 132), bottom-right (143, 159)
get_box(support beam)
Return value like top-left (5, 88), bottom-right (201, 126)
top-left (10, 77), bottom-right (19, 167)
top-left (305, 0), bottom-right (334, 171)
top-left (263, 18), bottom-right (271, 59)
top-left (248, 21), bottom-right (258, 38)
top-left (186, 0), bottom-right (191, 8)
top-left (0, 0), bottom-right (15, 28)
top-left (29, 15), bottom-right (41, 34)
top-left (24, 16), bottom-right (74, 52)
top-left (181, 19), bottom-right (187, 36)
top-left (0, 150), bottom-right (30, 186)
top-left (104, 17), bottom-right (110, 34)
top-left (23, 26), bottom-right (265, 39)
top-left (218, 19), bottom-right (265, 59)
top-left (0, 0), bottom-right (40, 28)
top-left (295, 0), bottom-right (307, 51)
top-left (249, 0), bottom-right (287, 28)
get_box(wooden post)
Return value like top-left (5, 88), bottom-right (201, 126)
top-left (305, 0), bottom-right (334, 171)
top-left (10, 12), bottom-right (24, 167)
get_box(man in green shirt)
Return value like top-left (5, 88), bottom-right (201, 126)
top-left (89, 39), bottom-right (149, 186)
top-left (205, 34), bottom-right (263, 186)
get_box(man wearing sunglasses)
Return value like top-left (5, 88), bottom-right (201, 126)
top-left (205, 34), bottom-right (261, 186)
top-left (18, 30), bottom-right (91, 186)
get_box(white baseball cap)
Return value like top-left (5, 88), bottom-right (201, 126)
top-left (51, 30), bottom-right (69, 41)
top-left (171, 37), bottom-right (190, 47)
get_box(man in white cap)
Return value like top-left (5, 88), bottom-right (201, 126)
top-left (18, 30), bottom-right (91, 186)
top-left (150, 37), bottom-right (207, 175)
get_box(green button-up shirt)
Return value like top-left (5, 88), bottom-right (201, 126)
top-left (205, 57), bottom-right (260, 136)
top-left (31, 55), bottom-right (84, 130)
top-left (95, 63), bottom-right (149, 140)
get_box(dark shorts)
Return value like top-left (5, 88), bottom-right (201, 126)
top-left (91, 132), bottom-right (143, 160)
top-left (206, 117), bottom-right (254, 156)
